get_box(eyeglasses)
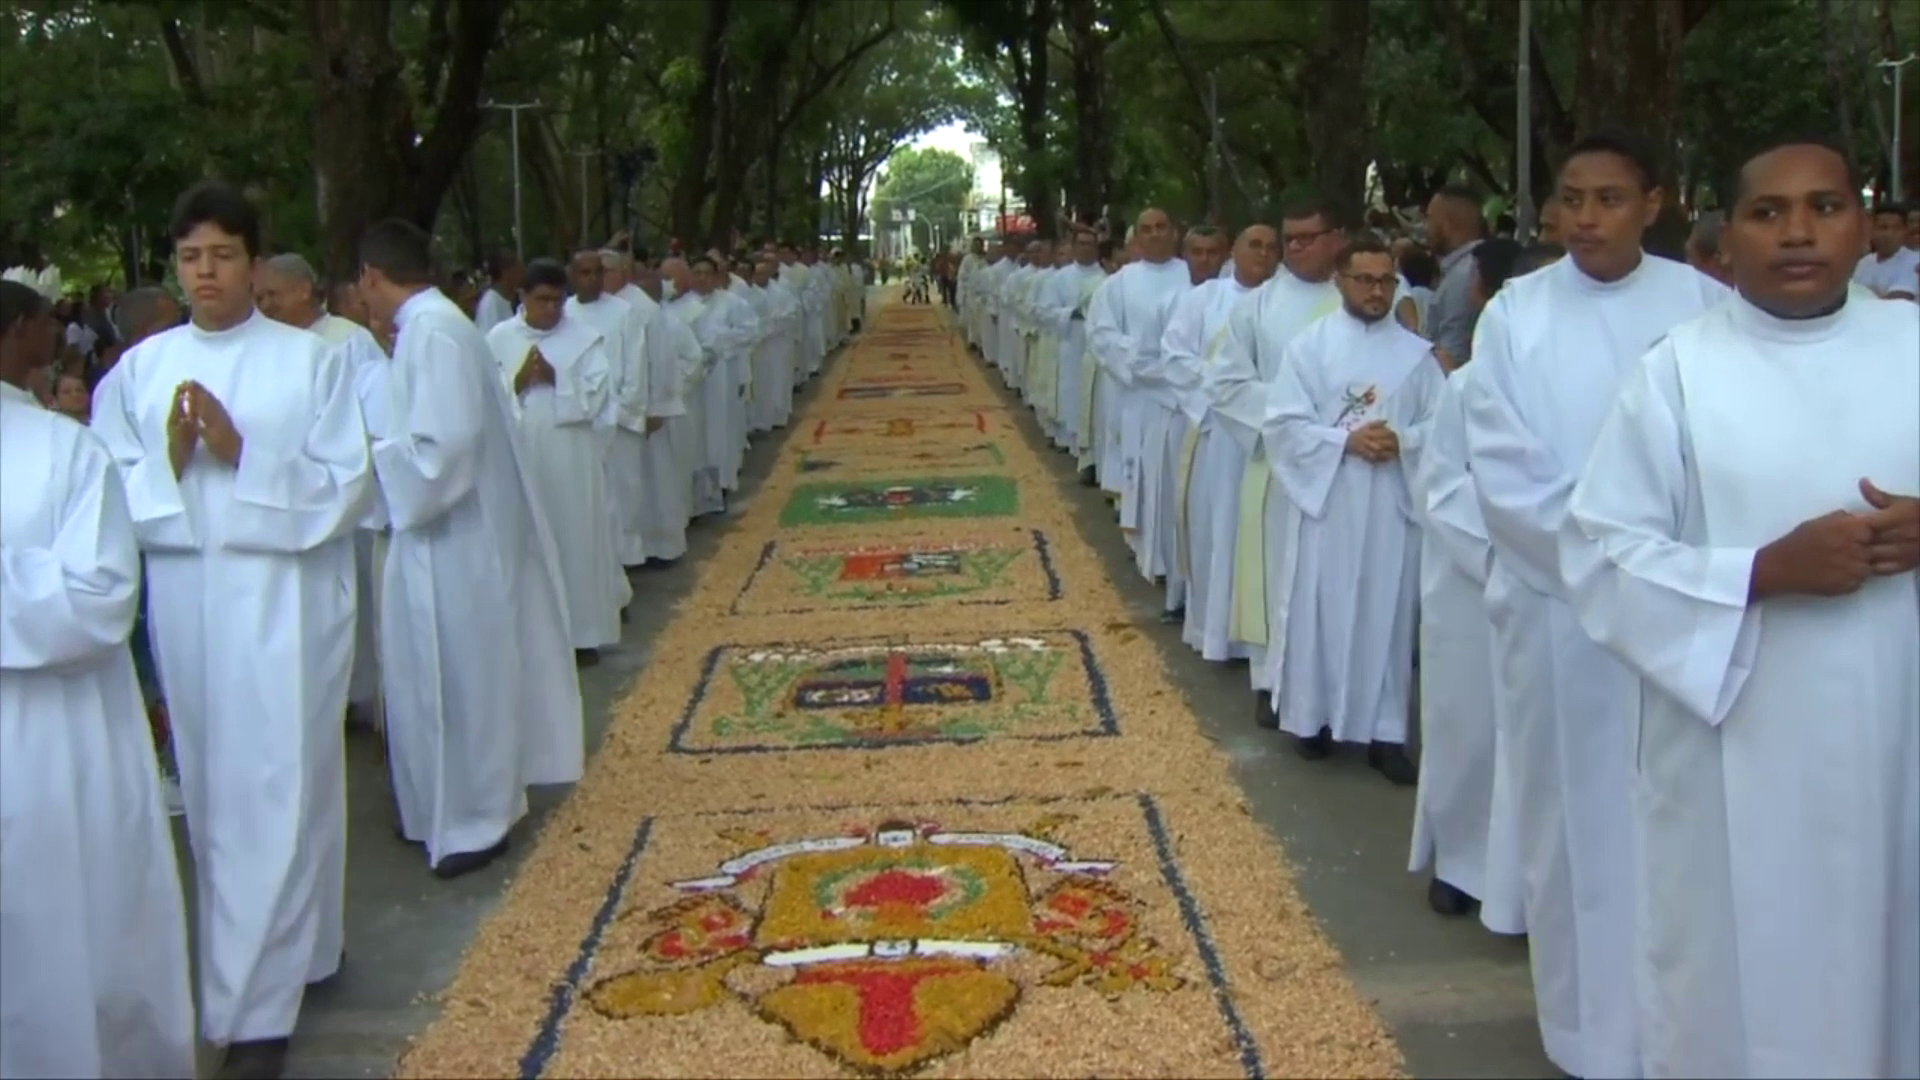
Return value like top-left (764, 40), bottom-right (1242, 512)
top-left (1283, 228), bottom-right (1334, 248)
top-left (1340, 272), bottom-right (1400, 292)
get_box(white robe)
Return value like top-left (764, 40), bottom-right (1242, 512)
top-left (1462, 254), bottom-right (1730, 1079)
top-left (606, 285), bottom-right (660, 568)
top-left (486, 315), bottom-right (627, 649)
top-left (1407, 362), bottom-right (1526, 934)
top-left (1162, 274), bottom-right (1258, 661)
top-left (673, 289), bottom-right (758, 495)
top-left (1262, 310), bottom-right (1439, 744)
top-left (89, 311), bottom-right (374, 1044)
top-left (1562, 294), bottom-right (1920, 1079)
top-left (662, 294), bottom-right (725, 516)
top-left (0, 384), bottom-right (196, 1080)
top-left (473, 287), bottom-right (514, 336)
top-left (377, 290), bottom-right (584, 868)
top-left (758, 278), bottom-right (803, 429)
top-left (615, 286), bottom-right (692, 562)
top-left (310, 315), bottom-right (390, 717)
top-left (1034, 263), bottom-right (1105, 449)
top-left (1211, 270), bottom-right (1342, 687)
top-left (1088, 259), bottom-right (1191, 533)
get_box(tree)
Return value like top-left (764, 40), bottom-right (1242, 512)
top-left (871, 147), bottom-right (975, 250)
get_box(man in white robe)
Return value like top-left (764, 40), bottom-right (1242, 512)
top-left (723, 259), bottom-right (765, 466)
top-left (957, 239), bottom-right (988, 350)
top-left (487, 259), bottom-right (627, 665)
top-left (776, 246), bottom-right (824, 380)
top-left (89, 182), bottom-right (372, 1077)
top-left (620, 262), bottom-right (694, 562)
top-left (1261, 236), bottom-right (1440, 782)
top-left (1161, 224), bottom-right (1275, 661)
top-left (661, 259), bottom-right (727, 516)
top-left (473, 250), bottom-right (522, 335)
top-left (1461, 134), bottom-right (1730, 1080)
top-left (752, 258), bottom-right (801, 430)
top-left (254, 253), bottom-right (392, 731)
top-left (678, 256), bottom-right (760, 497)
top-left (1031, 229), bottom-right (1107, 453)
top-left (977, 240), bottom-right (1019, 370)
top-left (1138, 226), bottom-right (1228, 613)
top-left (1087, 209), bottom-right (1189, 551)
top-left (1214, 199), bottom-right (1345, 724)
top-left (355, 219), bottom-right (584, 877)
top-left (0, 280), bottom-right (196, 1080)
top-left (1560, 138), bottom-right (1918, 1079)
top-left (998, 242), bottom-right (1043, 389)
top-left (596, 251), bottom-right (663, 571)
top-left (1407, 347), bottom-right (1527, 932)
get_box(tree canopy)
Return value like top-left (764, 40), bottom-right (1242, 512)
top-left (3, 0), bottom-right (1910, 286)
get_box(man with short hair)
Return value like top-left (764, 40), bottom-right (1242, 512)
top-left (1162, 223), bottom-right (1277, 661)
top-left (1563, 134), bottom-right (1918, 1079)
top-left (1214, 196), bottom-right (1347, 724)
top-left (1088, 209), bottom-right (1190, 544)
top-left (1423, 186), bottom-right (1489, 365)
top-left (1261, 235), bottom-right (1441, 782)
top-left (253, 252), bottom-right (392, 729)
top-left (0, 278), bottom-right (197, 1080)
top-left (89, 181), bottom-right (374, 1078)
top-left (1853, 202), bottom-right (1918, 300)
top-left (1686, 212), bottom-right (1733, 285)
top-left (474, 250), bottom-right (522, 334)
top-left (1462, 131), bottom-right (1729, 1079)
top-left (357, 220), bottom-right (584, 878)
top-left (492, 259), bottom-right (627, 666)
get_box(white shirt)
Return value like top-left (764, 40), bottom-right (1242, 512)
top-left (1852, 248), bottom-right (1920, 298)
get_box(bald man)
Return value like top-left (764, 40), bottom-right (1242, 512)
top-left (254, 254), bottom-right (394, 731)
top-left (1087, 209), bottom-right (1189, 591)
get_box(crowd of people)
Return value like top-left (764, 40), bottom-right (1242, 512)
top-left (956, 130), bottom-right (1918, 1079)
top-left (0, 180), bottom-right (871, 1080)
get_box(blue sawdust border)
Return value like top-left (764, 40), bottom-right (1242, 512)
top-left (666, 627), bottom-right (1115, 755)
top-left (515, 792), bottom-right (1266, 1080)
top-left (729, 527), bottom-right (1064, 616)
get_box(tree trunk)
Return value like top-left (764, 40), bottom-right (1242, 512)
top-left (669, 0), bottom-right (735, 247)
top-left (1575, 0), bottom-right (1690, 188)
top-left (306, 0), bottom-right (503, 279)
top-left (762, 128), bottom-right (787, 240)
top-left (1063, 0), bottom-right (1111, 227)
top-left (1015, 0), bottom-right (1057, 235)
top-left (1299, 0), bottom-right (1373, 210)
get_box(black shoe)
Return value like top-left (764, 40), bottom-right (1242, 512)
top-left (1078, 466), bottom-right (1098, 487)
top-left (575, 648), bottom-right (600, 668)
top-left (1427, 877), bottom-right (1478, 917)
top-left (218, 1038), bottom-right (290, 1080)
top-left (1157, 606), bottom-right (1185, 625)
top-left (1255, 689), bottom-right (1279, 731)
top-left (1368, 741), bottom-right (1419, 786)
top-left (432, 836), bottom-right (509, 880)
top-left (1292, 726), bottom-right (1332, 759)
top-left (619, 605), bottom-right (631, 625)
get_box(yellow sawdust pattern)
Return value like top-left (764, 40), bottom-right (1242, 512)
top-left (395, 301), bottom-right (1405, 1079)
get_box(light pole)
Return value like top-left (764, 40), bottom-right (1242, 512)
top-left (483, 101), bottom-right (540, 261)
top-left (571, 148), bottom-right (601, 249)
top-left (1877, 53), bottom-right (1916, 201)
top-left (1515, 0), bottom-right (1535, 239)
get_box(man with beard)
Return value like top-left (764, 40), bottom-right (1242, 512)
top-left (1260, 235), bottom-right (1441, 783)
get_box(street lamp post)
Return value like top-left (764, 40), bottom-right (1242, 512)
top-left (1877, 54), bottom-right (1916, 202)
top-left (1515, 0), bottom-right (1535, 240)
top-left (483, 101), bottom-right (540, 261)
top-left (571, 148), bottom-right (601, 249)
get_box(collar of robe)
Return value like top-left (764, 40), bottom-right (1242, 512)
top-left (0, 379), bottom-right (38, 407)
top-left (188, 307), bottom-right (263, 341)
top-left (395, 287), bottom-right (459, 331)
top-left (514, 315), bottom-right (600, 369)
top-left (1728, 290), bottom-right (1854, 344)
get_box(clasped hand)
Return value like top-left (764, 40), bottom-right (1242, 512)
top-left (1755, 478), bottom-right (1920, 598)
top-left (514, 348), bottom-right (556, 395)
top-left (1344, 420), bottom-right (1400, 463)
top-left (168, 381), bottom-right (243, 475)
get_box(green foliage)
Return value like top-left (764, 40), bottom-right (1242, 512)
top-left (872, 147), bottom-right (976, 248)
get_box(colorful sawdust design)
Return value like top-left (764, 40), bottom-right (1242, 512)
top-left (396, 300), bottom-right (1406, 1080)
top-left (778, 476), bottom-right (1019, 527)
top-left (568, 800), bottom-right (1219, 1078)
top-left (797, 441), bottom-right (1006, 476)
top-left (670, 631), bottom-right (1113, 754)
top-left (836, 382), bottom-right (970, 400)
top-left (731, 530), bottom-right (1060, 615)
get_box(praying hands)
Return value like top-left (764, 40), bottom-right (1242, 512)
top-left (168, 380), bottom-right (244, 475)
top-left (1345, 419), bottom-right (1400, 463)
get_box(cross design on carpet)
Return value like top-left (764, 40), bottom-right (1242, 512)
top-left (586, 816), bottom-right (1185, 1076)
top-left (796, 441), bottom-right (1006, 476)
top-left (669, 631), bottom-right (1115, 754)
top-left (810, 412), bottom-right (993, 444)
top-left (732, 530), bottom-right (1060, 615)
top-left (836, 382), bottom-right (969, 400)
